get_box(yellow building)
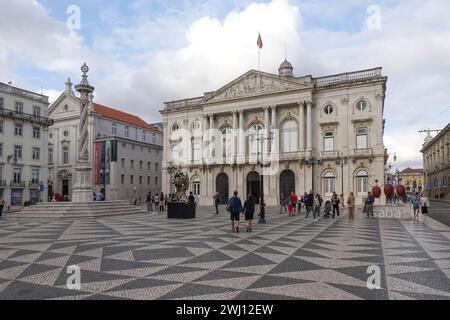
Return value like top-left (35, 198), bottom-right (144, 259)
top-left (398, 168), bottom-right (424, 193)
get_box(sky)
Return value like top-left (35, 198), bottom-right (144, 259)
top-left (1, 0), bottom-right (449, 170)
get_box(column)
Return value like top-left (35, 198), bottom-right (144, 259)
top-left (238, 110), bottom-right (245, 162)
top-left (232, 111), bottom-right (238, 162)
top-left (263, 106), bottom-right (270, 156)
top-left (271, 105), bottom-right (278, 158)
top-left (306, 101), bottom-right (312, 154)
top-left (299, 102), bottom-right (305, 152)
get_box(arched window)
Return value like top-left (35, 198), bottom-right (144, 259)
top-left (192, 176), bottom-right (201, 195)
top-left (356, 170), bottom-right (369, 196)
top-left (324, 171), bottom-right (335, 196)
top-left (248, 124), bottom-right (264, 156)
top-left (323, 104), bottom-right (334, 115)
top-left (356, 100), bottom-right (368, 112)
top-left (192, 120), bottom-right (200, 130)
top-left (222, 127), bottom-right (233, 158)
top-left (280, 120), bottom-right (298, 153)
top-left (172, 123), bottom-right (180, 132)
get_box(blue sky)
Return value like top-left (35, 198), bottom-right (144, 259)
top-left (1, 0), bottom-right (450, 169)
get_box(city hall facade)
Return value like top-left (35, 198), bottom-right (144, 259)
top-left (161, 60), bottom-right (388, 207)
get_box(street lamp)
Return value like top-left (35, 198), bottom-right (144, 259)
top-left (336, 152), bottom-right (348, 197)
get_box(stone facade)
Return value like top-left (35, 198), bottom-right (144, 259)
top-left (48, 79), bottom-right (163, 202)
top-left (0, 82), bottom-right (51, 206)
top-left (161, 62), bottom-right (388, 207)
top-left (421, 124), bottom-right (450, 200)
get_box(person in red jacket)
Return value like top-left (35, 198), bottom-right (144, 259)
top-left (290, 191), bottom-right (298, 216)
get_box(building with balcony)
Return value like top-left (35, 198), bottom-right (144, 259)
top-left (48, 79), bottom-right (163, 202)
top-left (160, 61), bottom-right (388, 206)
top-left (0, 82), bottom-right (52, 206)
top-left (421, 124), bottom-right (450, 200)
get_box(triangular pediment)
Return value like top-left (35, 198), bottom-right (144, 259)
top-left (48, 92), bottom-right (81, 118)
top-left (203, 70), bottom-right (313, 103)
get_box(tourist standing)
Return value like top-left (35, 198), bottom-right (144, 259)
top-left (258, 200), bottom-right (267, 224)
top-left (213, 192), bottom-right (220, 214)
top-left (279, 193), bottom-right (287, 214)
top-left (331, 192), bottom-right (340, 218)
top-left (243, 195), bottom-right (255, 232)
top-left (188, 192), bottom-right (195, 204)
top-left (347, 192), bottom-right (355, 220)
top-left (227, 191), bottom-right (243, 233)
top-left (0, 197), bottom-right (7, 219)
top-left (146, 192), bottom-right (153, 212)
top-left (420, 192), bottom-right (430, 220)
top-left (365, 191), bottom-right (375, 219)
top-left (340, 194), bottom-right (345, 208)
top-left (290, 191), bottom-right (298, 215)
top-left (411, 192), bottom-right (421, 221)
top-left (154, 193), bottom-right (160, 210)
top-left (159, 192), bottom-right (165, 211)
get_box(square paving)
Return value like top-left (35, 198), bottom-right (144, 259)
top-left (0, 206), bottom-right (450, 300)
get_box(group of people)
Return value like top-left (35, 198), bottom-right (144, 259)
top-left (145, 192), bottom-right (169, 212)
top-left (226, 191), bottom-right (265, 233)
top-left (410, 191), bottom-right (431, 221)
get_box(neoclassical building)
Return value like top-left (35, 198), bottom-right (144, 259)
top-left (161, 60), bottom-right (388, 206)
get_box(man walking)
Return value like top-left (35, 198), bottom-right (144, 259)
top-left (227, 191), bottom-right (243, 233)
top-left (146, 192), bottom-right (153, 212)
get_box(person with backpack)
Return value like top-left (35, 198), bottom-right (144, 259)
top-left (411, 192), bottom-right (421, 221)
top-left (242, 195), bottom-right (255, 232)
top-left (331, 192), bottom-right (340, 218)
top-left (227, 190), bottom-right (243, 233)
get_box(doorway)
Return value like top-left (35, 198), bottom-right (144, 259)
top-left (62, 180), bottom-right (69, 197)
top-left (216, 173), bottom-right (229, 204)
top-left (247, 171), bottom-right (261, 204)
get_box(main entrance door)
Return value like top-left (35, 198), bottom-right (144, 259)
top-left (62, 180), bottom-right (69, 197)
top-left (280, 170), bottom-right (296, 198)
top-left (216, 173), bottom-right (229, 204)
top-left (247, 171), bottom-right (261, 204)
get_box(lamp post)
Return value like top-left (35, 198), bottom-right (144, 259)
top-left (255, 126), bottom-right (271, 216)
top-left (337, 151), bottom-right (348, 197)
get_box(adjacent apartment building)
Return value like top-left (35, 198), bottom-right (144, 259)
top-left (48, 79), bottom-right (163, 202)
top-left (0, 82), bottom-right (52, 205)
top-left (421, 124), bottom-right (450, 200)
top-left (161, 59), bottom-right (388, 206)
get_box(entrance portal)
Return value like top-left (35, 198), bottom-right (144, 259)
top-left (216, 173), bottom-right (229, 204)
top-left (247, 171), bottom-right (261, 204)
top-left (62, 180), bottom-right (69, 197)
top-left (280, 170), bottom-right (296, 199)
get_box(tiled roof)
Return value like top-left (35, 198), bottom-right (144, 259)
top-left (400, 167), bottom-right (423, 175)
top-left (93, 103), bottom-right (160, 131)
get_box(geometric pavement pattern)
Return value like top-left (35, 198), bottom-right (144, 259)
top-left (0, 206), bottom-right (450, 300)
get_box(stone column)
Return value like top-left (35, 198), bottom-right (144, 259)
top-left (72, 63), bottom-right (95, 203)
top-left (232, 111), bottom-right (238, 162)
top-left (271, 105), bottom-right (278, 157)
top-left (238, 110), bottom-right (245, 163)
top-left (306, 101), bottom-right (313, 158)
top-left (299, 102), bottom-right (305, 153)
top-left (263, 106), bottom-right (270, 156)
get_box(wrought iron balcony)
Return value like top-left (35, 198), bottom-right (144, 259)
top-left (0, 108), bottom-right (54, 126)
top-left (29, 181), bottom-right (41, 188)
top-left (10, 181), bottom-right (25, 188)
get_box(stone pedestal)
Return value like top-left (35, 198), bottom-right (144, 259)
top-left (168, 202), bottom-right (196, 219)
top-left (72, 162), bottom-right (94, 203)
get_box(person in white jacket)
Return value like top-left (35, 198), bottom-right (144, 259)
top-left (420, 192), bottom-right (430, 219)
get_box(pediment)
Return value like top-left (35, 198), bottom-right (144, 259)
top-left (49, 92), bottom-right (80, 117)
top-left (203, 70), bottom-right (313, 103)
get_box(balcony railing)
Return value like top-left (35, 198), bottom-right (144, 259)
top-left (320, 150), bottom-right (338, 159)
top-left (0, 108), bottom-right (54, 126)
top-left (352, 148), bottom-right (373, 157)
top-left (314, 67), bottom-right (382, 87)
top-left (29, 181), bottom-right (41, 188)
top-left (10, 181), bottom-right (26, 188)
top-left (0, 180), bottom-right (6, 187)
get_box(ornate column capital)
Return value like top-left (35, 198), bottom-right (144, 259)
top-left (262, 105), bottom-right (270, 110)
top-left (306, 101), bottom-right (313, 107)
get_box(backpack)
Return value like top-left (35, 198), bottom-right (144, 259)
top-left (226, 198), bottom-right (233, 213)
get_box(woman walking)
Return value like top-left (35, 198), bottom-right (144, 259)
top-left (411, 192), bottom-right (421, 221)
top-left (420, 191), bottom-right (430, 220)
top-left (347, 192), bottom-right (355, 220)
top-left (159, 192), bottom-right (165, 211)
top-left (243, 195), bottom-right (255, 232)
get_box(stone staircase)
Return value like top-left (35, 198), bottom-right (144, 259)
top-left (7, 201), bottom-right (147, 219)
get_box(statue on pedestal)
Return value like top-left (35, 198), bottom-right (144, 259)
top-left (171, 171), bottom-right (189, 202)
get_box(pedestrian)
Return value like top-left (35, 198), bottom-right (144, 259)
top-left (290, 191), bottom-right (298, 215)
top-left (347, 192), bottom-right (355, 220)
top-left (242, 195), bottom-right (255, 232)
top-left (194, 194), bottom-right (200, 206)
top-left (227, 191), bottom-right (243, 233)
top-left (411, 192), bottom-right (421, 221)
top-left (306, 193), bottom-right (320, 221)
top-left (146, 192), bottom-right (153, 212)
top-left (96, 191), bottom-right (104, 201)
top-left (287, 199), bottom-right (293, 216)
top-left (340, 194), bottom-right (345, 208)
top-left (0, 197), bottom-right (7, 219)
top-left (420, 191), bottom-right (430, 220)
top-left (365, 191), bottom-right (375, 219)
top-left (154, 193), bottom-right (160, 210)
top-left (258, 200), bottom-right (267, 224)
top-left (331, 192), bottom-right (340, 218)
top-left (159, 192), bottom-right (165, 211)
top-left (317, 194), bottom-right (323, 217)
top-left (279, 193), bottom-right (287, 214)
top-left (213, 192), bottom-right (220, 214)
top-left (188, 191), bottom-right (195, 204)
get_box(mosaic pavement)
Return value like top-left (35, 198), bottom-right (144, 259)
top-left (0, 206), bottom-right (450, 300)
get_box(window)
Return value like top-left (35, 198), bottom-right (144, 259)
top-left (142, 131), bottom-right (146, 141)
top-left (356, 128), bottom-right (368, 149)
top-left (130, 160), bottom-right (134, 169)
top-left (147, 162), bottom-right (151, 170)
top-left (324, 171), bottom-right (335, 196)
top-left (0, 97), bottom-right (3, 111)
top-left (130, 175), bottom-right (134, 184)
top-left (15, 123), bottom-right (23, 136)
top-left (155, 163), bottom-right (158, 171)
top-left (172, 123), bottom-right (180, 132)
top-left (14, 145), bottom-right (22, 159)
top-left (249, 124), bottom-right (264, 156)
top-left (32, 148), bottom-right (40, 160)
top-left (192, 121), bottom-right (200, 130)
top-left (112, 123), bottom-right (117, 135)
top-left (33, 127), bottom-right (40, 139)
top-left (356, 170), bottom-right (369, 196)
top-left (121, 158), bottom-right (125, 168)
top-left (63, 130), bottom-right (69, 137)
top-left (192, 143), bottom-right (201, 162)
top-left (192, 177), bottom-right (201, 195)
top-left (222, 127), bottom-right (233, 158)
top-left (139, 176), bottom-right (143, 185)
top-left (155, 177), bottom-right (158, 185)
top-left (31, 169), bottom-right (39, 184)
top-left (147, 176), bottom-right (151, 185)
top-left (13, 168), bottom-right (21, 184)
top-left (64, 104), bottom-right (69, 111)
top-left (356, 100), bottom-right (367, 111)
top-left (122, 142), bottom-right (126, 148)
top-left (152, 133), bottom-right (156, 143)
top-left (121, 175), bottom-right (125, 184)
top-left (171, 144), bottom-right (180, 162)
top-left (49, 149), bottom-right (53, 164)
top-left (323, 104), bottom-right (334, 115)
top-left (324, 131), bottom-right (334, 152)
top-left (63, 147), bottom-right (69, 164)
top-left (281, 120), bottom-right (298, 153)
top-left (0, 143), bottom-right (3, 157)
top-left (131, 145), bottom-right (135, 150)
top-left (0, 120), bottom-right (3, 134)
top-left (33, 106), bottom-right (41, 118)
top-left (0, 166), bottom-right (2, 181)
top-left (125, 126), bottom-right (129, 138)
top-left (15, 102), bottom-right (23, 115)
top-left (139, 161), bottom-right (143, 170)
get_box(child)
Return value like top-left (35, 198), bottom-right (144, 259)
top-left (287, 200), bottom-right (293, 216)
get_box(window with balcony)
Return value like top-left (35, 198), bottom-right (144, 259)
top-left (13, 168), bottom-right (21, 184)
top-left (15, 123), bottom-right (23, 136)
top-left (15, 102), bottom-right (23, 115)
top-left (63, 146), bottom-right (69, 164)
top-left (171, 144), bottom-right (180, 162)
top-left (33, 106), bottom-right (41, 117)
top-left (32, 148), bottom-right (40, 160)
top-left (324, 171), bottom-right (335, 196)
top-left (192, 176), bottom-right (201, 195)
top-left (281, 120), bottom-right (298, 153)
top-left (249, 123), bottom-right (264, 156)
top-left (222, 127), bottom-right (233, 158)
top-left (31, 169), bottom-right (39, 184)
top-left (14, 145), bottom-right (22, 159)
top-left (33, 127), bottom-right (40, 139)
top-left (356, 128), bottom-right (368, 149)
top-left (356, 170), bottom-right (369, 196)
top-left (324, 131), bottom-right (334, 152)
